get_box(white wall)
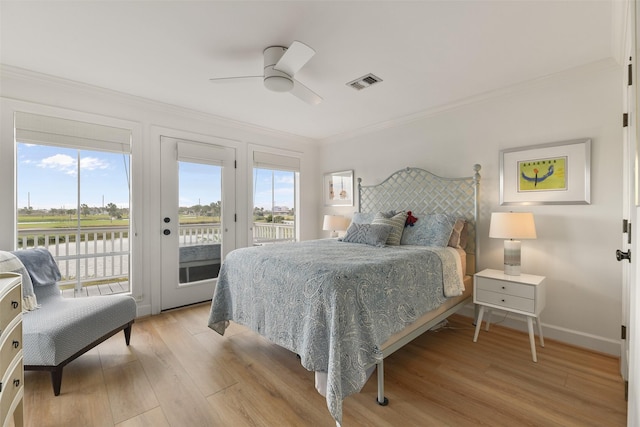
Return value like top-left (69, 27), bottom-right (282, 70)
top-left (319, 60), bottom-right (624, 355)
top-left (0, 60), bottom-right (624, 354)
top-left (0, 66), bottom-right (320, 316)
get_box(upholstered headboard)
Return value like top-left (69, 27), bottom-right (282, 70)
top-left (358, 165), bottom-right (481, 274)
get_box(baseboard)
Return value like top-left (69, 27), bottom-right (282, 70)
top-left (135, 303), bottom-right (152, 318)
top-left (457, 305), bottom-right (621, 357)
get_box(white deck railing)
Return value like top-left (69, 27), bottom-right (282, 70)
top-left (252, 222), bottom-right (296, 244)
top-left (16, 222), bottom-right (295, 290)
top-left (16, 226), bottom-right (130, 289)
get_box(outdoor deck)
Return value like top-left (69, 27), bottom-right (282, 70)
top-left (18, 222), bottom-right (294, 298)
top-left (60, 280), bottom-right (130, 298)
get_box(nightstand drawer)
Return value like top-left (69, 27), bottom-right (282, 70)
top-left (476, 276), bottom-right (534, 299)
top-left (476, 289), bottom-right (535, 313)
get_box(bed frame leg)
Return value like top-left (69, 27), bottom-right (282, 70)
top-left (376, 361), bottom-right (389, 406)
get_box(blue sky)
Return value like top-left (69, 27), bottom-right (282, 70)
top-left (178, 161), bottom-right (221, 208)
top-left (17, 143), bottom-right (294, 211)
top-left (17, 143), bottom-right (130, 210)
top-left (253, 169), bottom-right (295, 210)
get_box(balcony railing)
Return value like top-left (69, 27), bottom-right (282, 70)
top-left (252, 222), bottom-right (296, 244)
top-left (16, 226), bottom-right (130, 292)
top-left (16, 222), bottom-right (295, 295)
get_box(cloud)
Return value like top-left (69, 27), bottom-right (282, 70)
top-left (275, 175), bottom-right (294, 184)
top-left (80, 156), bottom-right (109, 171)
top-left (38, 154), bottom-right (109, 175)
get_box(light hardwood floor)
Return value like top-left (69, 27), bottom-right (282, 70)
top-left (22, 304), bottom-right (627, 426)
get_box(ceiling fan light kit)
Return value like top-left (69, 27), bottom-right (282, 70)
top-left (210, 41), bottom-right (322, 105)
top-left (264, 75), bottom-right (294, 92)
top-left (263, 46), bottom-right (294, 92)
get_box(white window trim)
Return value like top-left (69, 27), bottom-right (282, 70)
top-left (1, 99), bottom-right (143, 303)
top-left (249, 144), bottom-right (302, 246)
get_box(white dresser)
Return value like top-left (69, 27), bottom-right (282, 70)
top-left (0, 273), bottom-right (23, 427)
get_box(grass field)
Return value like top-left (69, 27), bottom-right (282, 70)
top-left (17, 213), bottom-right (292, 231)
top-left (17, 215), bottom-right (130, 229)
top-left (17, 214), bottom-right (223, 229)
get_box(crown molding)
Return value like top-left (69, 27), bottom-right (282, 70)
top-left (0, 64), bottom-right (317, 146)
top-left (320, 58), bottom-right (620, 145)
top-left (610, 0), bottom-right (631, 66)
top-left (2, 58), bottom-right (620, 148)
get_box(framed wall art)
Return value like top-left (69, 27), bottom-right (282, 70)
top-left (324, 170), bottom-right (353, 206)
top-left (500, 138), bottom-right (591, 205)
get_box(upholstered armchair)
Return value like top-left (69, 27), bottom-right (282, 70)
top-left (0, 248), bottom-right (136, 395)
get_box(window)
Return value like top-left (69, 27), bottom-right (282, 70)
top-left (252, 151), bottom-right (299, 245)
top-left (15, 112), bottom-right (132, 297)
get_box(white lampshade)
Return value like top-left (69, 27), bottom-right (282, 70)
top-left (489, 212), bottom-right (537, 240)
top-left (489, 212), bottom-right (537, 275)
top-left (323, 215), bottom-right (350, 238)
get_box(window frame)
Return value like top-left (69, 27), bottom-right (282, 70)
top-left (2, 103), bottom-right (142, 301)
top-left (250, 146), bottom-right (302, 246)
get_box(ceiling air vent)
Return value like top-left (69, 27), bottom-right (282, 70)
top-left (346, 73), bottom-right (383, 91)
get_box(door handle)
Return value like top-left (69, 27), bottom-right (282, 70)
top-left (163, 229), bottom-right (171, 236)
top-left (616, 249), bottom-right (631, 262)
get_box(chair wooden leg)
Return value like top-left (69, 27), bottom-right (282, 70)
top-left (51, 367), bottom-right (63, 396)
top-left (124, 323), bottom-right (132, 346)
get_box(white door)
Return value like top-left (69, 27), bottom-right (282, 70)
top-left (623, 2), bottom-right (638, 424)
top-left (160, 136), bottom-right (235, 310)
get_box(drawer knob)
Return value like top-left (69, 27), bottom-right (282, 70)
top-left (501, 286), bottom-right (506, 290)
top-left (12, 340), bottom-right (19, 349)
top-left (11, 300), bottom-right (19, 309)
top-left (13, 379), bottom-right (20, 387)
top-left (501, 299), bottom-right (505, 302)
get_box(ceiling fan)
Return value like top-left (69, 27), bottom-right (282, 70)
top-left (210, 41), bottom-right (322, 105)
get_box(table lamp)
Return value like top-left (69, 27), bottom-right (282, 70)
top-left (323, 215), bottom-right (349, 238)
top-left (489, 212), bottom-right (537, 276)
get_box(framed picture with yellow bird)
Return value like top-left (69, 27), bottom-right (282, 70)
top-left (500, 139), bottom-right (591, 205)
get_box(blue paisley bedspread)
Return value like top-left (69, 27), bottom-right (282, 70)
top-left (207, 239), bottom-right (464, 424)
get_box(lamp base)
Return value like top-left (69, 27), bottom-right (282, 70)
top-left (504, 240), bottom-right (521, 276)
top-left (329, 231), bottom-right (338, 238)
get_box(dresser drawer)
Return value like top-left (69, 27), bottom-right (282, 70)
top-left (0, 356), bottom-right (23, 421)
top-left (0, 284), bottom-right (21, 334)
top-left (476, 276), bottom-right (534, 299)
top-left (476, 289), bottom-right (535, 313)
top-left (0, 321), bottom-right (22, 381)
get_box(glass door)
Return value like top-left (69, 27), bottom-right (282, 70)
top-left (160, 136), bottom-right (235, 310)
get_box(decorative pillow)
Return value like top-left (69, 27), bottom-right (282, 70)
top-left (459, 221), bottom-right (469, 249)
top-left (405, 211), bottom-right (418, 227)
top-left (351, 212), bottom-right (376, 225)
top-left (448, 219), bottom-right (466, 248)
top-left (339, 223), bottom-right (393, 247)
top-left (400, 213), bottom-right (456, 247)
top-left (372, 211), bottom-right (407, 246)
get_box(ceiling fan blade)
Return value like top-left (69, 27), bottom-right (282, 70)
top-left (209, 75), bottom-right (262, 82)
top-left (291, 79), bottom-right (322, 105)
top-left (274, 41), bottom-right (315, 77)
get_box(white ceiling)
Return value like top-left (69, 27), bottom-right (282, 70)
top-left (0, 1), bottom-right (618, 141)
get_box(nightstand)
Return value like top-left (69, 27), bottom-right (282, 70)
top-left (473, 268), bottom-right (546, 362)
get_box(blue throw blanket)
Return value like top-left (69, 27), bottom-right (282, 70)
top-left (0, 250), bottom-right (38, 310)
top-left (12, 248), bottom-right (61, 287)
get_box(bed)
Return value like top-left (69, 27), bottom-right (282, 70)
top-left (208, 165), bottom-right (481, 425)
